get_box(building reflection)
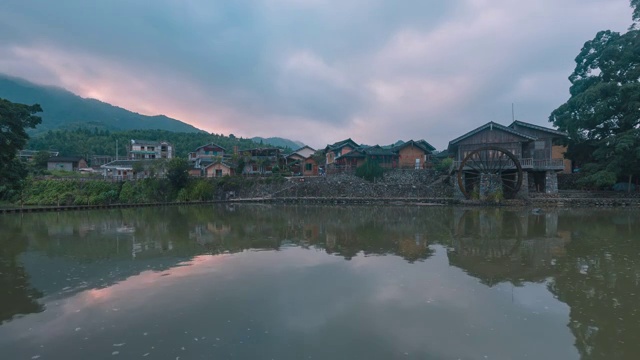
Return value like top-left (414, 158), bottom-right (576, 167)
top-left (3, 205), bottom-right (640, 358)
top-left (447, 208), bottom-right (569, 286)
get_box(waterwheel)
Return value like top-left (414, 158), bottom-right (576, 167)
top-left (456, 146), bottom-right (523, 199)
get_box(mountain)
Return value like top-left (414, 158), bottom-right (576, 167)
top-left (0, 74), bottom-right (203, 133)
top-left (251, 137), bottom-right (305, 150)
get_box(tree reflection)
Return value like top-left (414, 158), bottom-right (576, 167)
top-left (447, 208), bottom-right (565, 286)
top-left (0, 218), bottom-right (44, 323)
top-left (548, 210), bottom-right (640, 359)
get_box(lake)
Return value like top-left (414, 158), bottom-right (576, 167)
top-left (1, 205), bottom-right (638, 359)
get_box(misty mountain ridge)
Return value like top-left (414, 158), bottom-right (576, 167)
top-left (1, 74), bottom-right (305, 150)
top-left (0, 74), bottom-right (204, 133)
top-left (251, 137), bottom-right (305, 150)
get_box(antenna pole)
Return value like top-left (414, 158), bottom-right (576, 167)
top-left (512, 103), bottom-right (515, 122)
top-left (116, 140), bottom-right (118, 161)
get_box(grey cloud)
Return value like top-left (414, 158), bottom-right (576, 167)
top-left (0, 0), bottom-right (634, 148)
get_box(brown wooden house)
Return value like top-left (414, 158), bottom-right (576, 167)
top-left (204, 160), bottom-right (234, 178)
top-left (188, 143), bottom-right (226, 162)
top-left (286, 146), bottom-right (318, 176)
top-left (448, 120), bottom-right (568, 193)
top-left (392, 140), bottom-right (436, 169)
top-left (324, 138), bottom-right (359, 165)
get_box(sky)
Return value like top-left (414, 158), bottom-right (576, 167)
top-left (0, 0), bottom-right (633, 150)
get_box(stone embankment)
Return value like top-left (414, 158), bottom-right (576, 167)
top-left (242, 170), bottom-right (453, 199)
top-left (239, 170), bottom-right (640, 208)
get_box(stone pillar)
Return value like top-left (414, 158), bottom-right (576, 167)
top-left (454, 172), bottom-right (466, 200)
top-left (545, 212), bottom-right (558, 237)
top-left (517, 171), bottom-right (529, 199)
top-left (480, 173), bottom-right (502, 201)
top-left (545, 171), bottom-right (558, 194)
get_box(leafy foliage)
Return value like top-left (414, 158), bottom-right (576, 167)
top-left (550, 7), bottom-right (640, 189)
top-left (27, 128), bottom-right (276, 161)
top-left (0, 98), bottom-right (42, 197)
top-left (434, 157), bottom-right (453, 173)
top-left (355, 160), bottom-right (384, 182)
top-left (166, 158), bottom-right (190, 190)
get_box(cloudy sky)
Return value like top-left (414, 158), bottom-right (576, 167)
top-left (0, 0), bottom-right (633, 149)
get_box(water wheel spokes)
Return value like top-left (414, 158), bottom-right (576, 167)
top-left (457, 146), bottom-right (523, 199)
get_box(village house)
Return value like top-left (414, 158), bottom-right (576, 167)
top-left (203, 160), bottom-right (234, 178)
top-left (47, 156), bottom-right (88, 172)
top-left (393, 140), bottom-right (436, 169)
top-left (188, 143), bottom-right (226, 162)
top-left (186, 143), bottom-right (232, 177)
top-left (324, 139), bottom-right (436, 171)
top-left (447, 120), bottom-right (569, 194)
top-left (129, 139), bottom-right (174, 160)
top-left (100, 159), bottom-right (165, 180)
top-left (238, 148), bottom-right (282, 175)
top-left (285, 146), bottom-right (319, 176)
top-left (324, 138), bottom-right (359, 165)
top-left (18, 149), bottom-right (59, 162)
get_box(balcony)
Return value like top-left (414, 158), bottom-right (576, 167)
top-left (453, 158), bottom-right (565, 171)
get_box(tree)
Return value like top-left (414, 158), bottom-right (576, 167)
top-left (549, 3), bottom-right (640, 190)
top-left (32, 150), bottom-right (51, 169)
top-left (355, 159), bottom-right (384, 182)
top-left (166, 158), bottom-right (190, 190)
top-left (0, 99), bottom-right (42, 196)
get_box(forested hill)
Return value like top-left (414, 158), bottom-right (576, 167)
top-left (0, 74), bottom-right (203, 133)
top-left (27, 129), bottom-right (291, 159)
top-left (251, 137), bottom-right (305, 149)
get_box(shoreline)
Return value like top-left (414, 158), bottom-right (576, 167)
top-left (2, 195), bottom-right (639, 214)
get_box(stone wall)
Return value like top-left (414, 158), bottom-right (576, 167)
top-left (240, 170), bottom-right (453, 199)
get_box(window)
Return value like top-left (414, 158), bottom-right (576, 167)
top-left (305, 163), bottom-right (313, 171)
top-left (535, 140), bottom-right (545, 150)
top-left (215, 169), bottom-right (223, 177)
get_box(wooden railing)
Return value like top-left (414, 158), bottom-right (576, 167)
top-left (533, 159), bottom-right (565, 169)
top-left (453, 158), bottom-right (565, 170)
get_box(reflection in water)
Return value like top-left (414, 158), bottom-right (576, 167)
top-left (0, 205), bottom-right (639, 359)
top-left (0, 220), bottom-right (44, 323)
top-left (448, 208), bottom-right (568, 286)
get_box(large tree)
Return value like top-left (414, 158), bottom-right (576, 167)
top-left (0, 98), bottom-right (42, 196)
top-left (549, 2), bottom-right (640, 190)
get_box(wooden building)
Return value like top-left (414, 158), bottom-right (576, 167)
top-left (448, 120), bottom-right (568, 194)
top-left (286, 146), bottom-right (319, 176)
top-left (324, 138), bottom-right (359, 165)
top-left (392, 140), bottom-right (435, 169)
top-left (47, 156), bottom-right (88, 172)
top-left (239, 148), bottom-right (282, 175)
top-left (204, 161), bottom-right (234, 178)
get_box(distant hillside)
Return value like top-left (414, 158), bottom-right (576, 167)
top-left (28, 129), bottom-right (268, 159)
top-left (0, 74), bottom-right (203, 133)
top-left (251, 137), bottom-right (305, 150)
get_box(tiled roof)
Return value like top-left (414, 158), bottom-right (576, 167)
top-left (392, 140), bottom-right (435, 153)
top-left (101, 159), bottom-right (158, 168)
top-left (448, 121), bottom-right (536, 147)
top-left (48, 156), bottom-right (85, 162)
top-left (194, 142), bottom-right (227, 151)
top-left (364, 145), bottom-right (396, 156)
top-left (509, 120), bottom-right (568, 137)
top-left (326, 138), bottom-right (359, 151)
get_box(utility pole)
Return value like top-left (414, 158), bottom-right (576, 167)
top-left (512, 103), bottom-right (515, 122)
top-left (116, 139), bottom-right (118, 160)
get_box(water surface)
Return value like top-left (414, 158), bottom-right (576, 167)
top-left (1, 205), bottom-right (639, 359)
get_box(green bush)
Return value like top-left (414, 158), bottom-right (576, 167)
top-left (355, 160), bottom-right (384, 182)
top-left (434, 157), bottom-right (454, 173)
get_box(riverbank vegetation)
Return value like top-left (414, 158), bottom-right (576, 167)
top-left (550, 0), bottom-right (640, 191)
top-left (11, 175), bottom-right (287, 207)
